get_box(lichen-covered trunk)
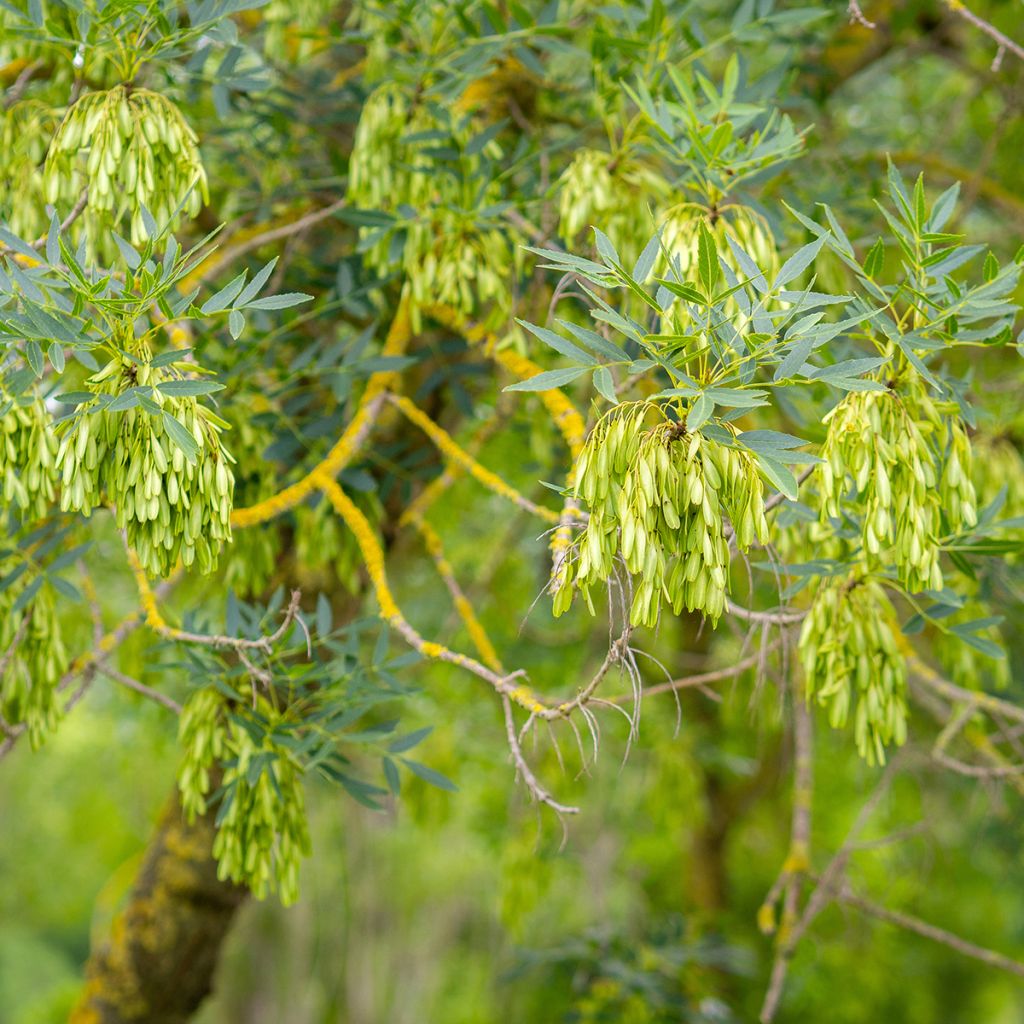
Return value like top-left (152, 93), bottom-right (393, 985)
top-left (70, 791), bottom-right (247, 1024)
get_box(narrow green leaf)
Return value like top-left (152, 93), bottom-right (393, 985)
top-left (504, 367), bottom-right (589, 392)
top-left (161, 411), bottom-right (199, 464)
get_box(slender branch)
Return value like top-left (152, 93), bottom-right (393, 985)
top-left (760, 760), bottom-right (897, 1022)
top-left (726, 599), bottom-right (807, 625)
top-left (911, 656), bottom-right (1024, 726)
top-left (186, 197), bottom-right (347, 286)
top-left (943, 0), bottom-right (1024, 67)
top-left (501, 694), bottom-right (579, 816)
top-left (620, 643), bottom-right (780, 702)
top-left (847, 0), bottom-right (876, 29)
top-left (2, 58), bottom-right (44, 108)
top-left (835, 885), bottom-right (1024, 978)
top-left (759, 686), bottom-right (813, 1022)
top-left (0, 190), bottom-right (89, 258)
top-left (101, 666), bottom-right (183, 714)
top-left (128, 544), bottom-right (301, 655)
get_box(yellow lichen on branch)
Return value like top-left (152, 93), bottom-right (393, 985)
top-left (320, 477), bottom-right (545, 713)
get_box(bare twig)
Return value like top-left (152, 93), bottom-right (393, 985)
top-left (726, 599), bottom-right (806, 626)
top-left (618, 642), bottom-right (781, 702)
top-left (760, 686), bottom-right (813, 1022)
top-left (101, 666), bottom-right (183, 714)
top-left (30, 190), bottom-right (89, 251)
top-left (2, 59), bottom-right (44, 108)
top-left (760, 758), bottom-right (897, 1022)
top-left (501, 694), bottom-right (580, 817)
top-left (847, 0), bottom-right (876, 29)
top-left (836, 885), bottom-right (1024, 978)
top-left (942, 0), bottom-right (1024, 67)
top-left (192, 197), bottom-right (347, 284)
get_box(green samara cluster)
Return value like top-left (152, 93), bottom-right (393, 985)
top-left (347, 82), bottom-right (519, 322)
top-left (557, 148), bottom-right (666, 269)
top-left (0, 385), bottom-right (58, 522)
top-left (44, 85), bottom-right (208, 245)
top-left (819, 376), bottom-right (977, 594)
top-left (799, 576), bottom-right (908, 766)
top-left (55, 358), bottom-right (234, 578)
top-left (0, 571), bottom-right (67, 749)
top-left (556, 403), bottom-right (768, 628)
top-left (179, 688), bottom-right (311, 905)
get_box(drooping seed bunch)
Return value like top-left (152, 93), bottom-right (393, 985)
top-left (44, 86), bottom-right (208, 245)
top-left (178, 688), bottom-right (226, 819)
top-left (348, 82), bottom-right (410, 213)
top-left (348, 83), bottom-right (518, 321)
top-left (799, 576), bottom-right (908, 765)
top-left (557, 149), bottom-right (667, 268)
top-left (557, 403), bottom-right (768, 627)
top-left (0, 572), bottom-right (67, 749)
top-left (0, 102), bottom-right (59, 241)
top-left (818, 379), bottom-right (977, 593)
top-left (179, 688), bottom-right (311, 905)
top-left (0, 384), bottom-right (57, 522)
top-left (55, 359), bottom-right (234, 577)
top-left (295, 493), bottom-right (374, 594)
top-left (214, 729), bottom-right (310, 905)
top-left (658, 202), bottom-right (779, 281)
top-left (972, 434), bottom-right (1024, 521)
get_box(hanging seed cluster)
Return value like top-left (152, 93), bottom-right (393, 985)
top-left (55, 359), bottom-right (234, 578)
top-left (0, 386), bottom-right (57, 522)
top-left (348, 83), bottom-right (517, 321)
top-left (555, 404), bottom-right (768, 627)
top-left (659, 202), bottom-right (779, 280)
top-left (973, 434), bottom-right (1024, 522)
top-left (295, 493), bottom-right (374, 595)
top-left (214, 731), bottom-right (310, 905)
top-left (178, 688), bottom-right (225, 820)
top-left (1, 102), bottom-right (58, 241)
top-left (0, 576), bottom-right (67, 748)
top-left (179, 688), bottom-right (310, 905)
top-left (819, 382), bottom-right (977, 593)
top-left (45, 86), bottom-right (208, 245)
top-left (557, 149), bottom-right (665, 268)
top-left (800, 577), bottom-right (907, 765)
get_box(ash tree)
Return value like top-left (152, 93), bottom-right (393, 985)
top-left (0, 0), bottom-right (1023, 1020)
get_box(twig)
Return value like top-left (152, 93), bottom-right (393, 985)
top-left (759, 686), bottom-right (813, 1022)
top-left (847, 0), bottom-right (876, 29)
top-left (101, 666), bottom-right (183, 714)
top-left (190, 197), bottom-right (347, 284)
top-left (835, 885), bottom-right (1024, 978)
top-left (30, 190), bottom-right (89, 251)
top-left (501, 694), bottom-right (579, 817)
top-left (618, 642), bottom-right (781, 701)
top-left (760, 759), bottom-right (897, 1022)
top-left (942, 0), bottom-right (1024, 67)
top-left (0, 190), bottom-right (89, 258)
top-left (2, 59), bottom-right (44, 108)
top-left (726, 599), bottom-right (806, 625)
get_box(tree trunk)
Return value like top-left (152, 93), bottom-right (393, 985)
top-left (70, 792), bottom-right (248, 1024)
